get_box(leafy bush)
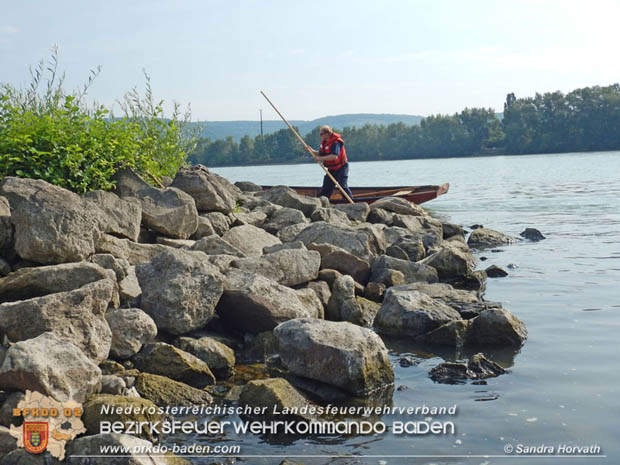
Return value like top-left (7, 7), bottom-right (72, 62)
top-left (0, 47), bottom-right (199, 194)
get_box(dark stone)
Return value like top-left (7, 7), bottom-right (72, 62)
top-left (485, 265), bottom-right (508, 278)
top-left (520, 228), bottom-right (546, 241)
top-left (429, 353), bottom-right (505, 384)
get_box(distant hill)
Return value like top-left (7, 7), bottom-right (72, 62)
top-left (194, 113), bottom-right (424, 141)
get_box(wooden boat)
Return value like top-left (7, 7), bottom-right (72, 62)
top-left (261, 183), bottom-right (449, 205)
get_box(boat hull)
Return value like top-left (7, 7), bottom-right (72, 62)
top-left (261, 183), bottom-right (449, 205)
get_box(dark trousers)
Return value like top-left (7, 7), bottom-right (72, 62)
top-left (318, 163), bottom-right (353, 200)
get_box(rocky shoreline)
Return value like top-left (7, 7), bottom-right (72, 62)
top-left (0, 165), bottom-right (531, 464)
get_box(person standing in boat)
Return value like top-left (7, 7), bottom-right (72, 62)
top-left (312, 125), bottom-right (354, 200)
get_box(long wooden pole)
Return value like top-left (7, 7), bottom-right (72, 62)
top-left (260, 91), bottom-right (354, 204)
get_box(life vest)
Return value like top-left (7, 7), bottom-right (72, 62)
top-left (319, 132), bottom-right (348, 171)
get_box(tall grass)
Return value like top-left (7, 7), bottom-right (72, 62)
top-left (0, 46), bottom-right (200, 194)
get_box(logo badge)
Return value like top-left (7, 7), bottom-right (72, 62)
top-left (23, 422), bottom-right (48, 454)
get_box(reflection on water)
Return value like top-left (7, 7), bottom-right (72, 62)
top-left (187, 151), bottom-right (620, 464)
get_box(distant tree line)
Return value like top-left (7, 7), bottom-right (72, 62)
top-left (188, 84), bottom-right (620, 167)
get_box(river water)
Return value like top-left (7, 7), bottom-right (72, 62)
top-left (177, 151), bottom-right (620, 464)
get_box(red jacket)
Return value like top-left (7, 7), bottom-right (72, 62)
top-left (319, 132), bottom-right (348, 171)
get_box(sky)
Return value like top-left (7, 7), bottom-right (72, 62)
top-left (1, 0), bottom-right (619, 121)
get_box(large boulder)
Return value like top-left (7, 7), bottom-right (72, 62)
top-left (468, 308), bottom-right (527, 346)
top-left (310, 207), bottom-right (351, 226)
top-left (135, 373), bottom-right (213, 407)
top-left (467, 227), bottom-right (517, 248)
top-left (389, 282), bottom-right (483, 318)
top-left (369, 255), bottom-right (438, 285)
top-left (132, 342), bottom-right (216, 387)
top-left (171, 164), bottom-right (239, 213)
top-left (274, 318), bottom-right (394, 396)
top-left (334, 203), bottom-right (370, 222)
top-left (217, 270), bottom-right (322, 333)
top-left (135, 249), bottom-right (224, 335)
top-left (173, 337), bottom-right (235, 379)
top-left (202, 212), bottom-right (231, 236)
top-left (0, 278), bottom-right (115, 363)
top-left (294, 222), bottom-right (374, 258)
top-left (0, 177), bottom-right (102, 264)
top-left (239, 378), bottom-right (314, 421)
top-left (0, 332), bottom-right (102, 402)
top-left (231, 249), bottom-right (320, 287)
top-left (84, 190), bottom-right (141, 241)
top-left (0, 262), bottom-right (109, 302)
top-left (420, 246), bottom-right (476, 280)
top-left (374, 288), bottom-right (462, 337)
top-left (277, 223), bottom-right (311, 243)
top-left (261, 186), bottom-right (322, 217)
top-left (106, 308), bottom-right (158, 360)
top-left (308, 243), bottom-right (371, 284)
top-left (261, 208), bottom-right (309, 235)
top-left (222, 225), bottom-right (281, 257)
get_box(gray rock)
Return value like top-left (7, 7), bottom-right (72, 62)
top-left (274, 318), bottom-right (394, 396)
top-left (310, 207), bottom-right (351, 226)
top-left (317, 268), bottom-right (343, 289)
top-left (277, 222), bottom-right (311, 243)
top-left (353, 223), bottom-right (388, 256)
top-left (135, 186), bottom-right (199, 240)
top-left (222, 224), bottom-right (281, 257)
top-left (241, 331), bottom-right (278, 363)
top-left (106, 308), bottom-right (158, 360)
top-left (261, 208), bottom-right (309, 235)
top-left (0, 392), bottom-right (24, 428)
top-left (90, 254), bottom-right (130, 281)
top-left (467, 227), bottom-right (517, 248)
top-left (0, 332), bottom-right (102, 402)
top-left (295, 288), bottom-right (325, 320)
top-left (391, 238), bottom-right (426, 262)
top-left (391, 215), bottom-right (444, 251)
top-left (334, 203), bottom-right (370, 222)
top-left (229, 210), bottom-right (267, 227)
top-left (305, 280), bottom-right (331, 308)
top-left (136, 249), bottom-right (224, 335)
top-left (0, 197), bottom-right (12, 251)
top-left (261, 186), bottom-right (322, 217)
top-left (132, 342), bottom-right (215, 387)
top-left (363, 282), bottom-right (386, 302)
top-left (367, 207), bottom-right (395, 224)
top-left (385, 244), bottom-right (409, 260)
top-left (420, 246), bottom-right (476, 280)
top-left (374, 289), bottom-right (462, 337)
top-left (0, 279), bottom-right (115, 363)
top-left (389, 282), bottom-right (482, 318)
top-left (242, 198), bottom-right (282, 216)
top-left (369, 268), bottom-right (405, 287)
top-left (0, 262), bottom-right (109, 302)
top-left (520, 228), bottom-right (545, 241)
top-left (191, 216), bottom-right (216, 239)
top-left (134, 373), bottom-right (213, 408)
top-left (84, 190), bottom-right (141, 241)
top-left (485, 265), bottom-right (508, 278)
top-left (155, 237), bottom-right (195, 248)
top-left (100, 375), bottom-right (127, 395)
top-left (429, 353), bottom-right (505, 384)
top-left (218, 270), bottom-right (322, 333)
top-left (325, 275), bottom-right (378, 326)
top-left (370, 196), bottom-right (425, 216)
top-left (240, 378), bottom-right (314, 421)
top-left (202, 254), bottom-right (237, 273)
top-left (370, 255), bottom-right (438, 285)
top-left (202, 212), bottom-right (231, 236)
top-left (95, 234), bottom-right (175, 265)
top-left (118, 266), bottom-right (142, 306)
top-left (263, 241), bottom-right (306, 254)
top-left (0, 177), bottom-right (102, 264)
top-left (469, 308), bottom-right (527, 346)
top-left (419, 319), bottom-right (473, 346)
top-left (191, 235), bottom-right (245, 257)
top-left (0, 259), bottom-right (10, 277)
top-left (442, 222), bottom-right (465, 239)
top-left (171, 164), bottom-right (239, 213)
top-left (294, 222), bottom-right (374, 258)
top-left (308, 243), bottom-right (371, 284)
top-left (173, 336), bottom-right (235, 378)
top-left (235, 180), bottom-right (263, 192)
top-left (231, 248), bottom-right (320, 287)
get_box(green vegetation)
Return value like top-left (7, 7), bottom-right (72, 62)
top-left (0, 48), bottom-right (199, 194)
top-left (189, 84), bottom-right (620, 167)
